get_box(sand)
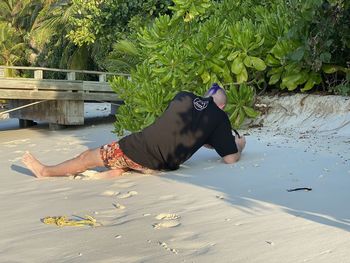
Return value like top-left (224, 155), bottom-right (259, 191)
top-left (0, 98), bottom-right (349, 263)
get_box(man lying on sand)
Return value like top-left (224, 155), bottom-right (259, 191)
top-left (22, 83), bottom-right (246, 179)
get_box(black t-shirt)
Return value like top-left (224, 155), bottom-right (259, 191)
top-left (119, 91), bottom-right (238, 170)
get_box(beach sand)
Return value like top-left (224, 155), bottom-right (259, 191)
top-left (0, 98), bottom-right (349, 262)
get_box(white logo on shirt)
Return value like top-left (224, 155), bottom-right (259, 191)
top-left (193, 98), bottom-right (208, 111)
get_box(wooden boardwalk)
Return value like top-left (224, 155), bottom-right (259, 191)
top-left (0, 66), bottom-right (128, 129)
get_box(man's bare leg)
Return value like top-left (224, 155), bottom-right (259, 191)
top-left (22, 148), bottom-right (104, 178)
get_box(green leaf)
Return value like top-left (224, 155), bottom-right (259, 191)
top-left (243, 56), bottom-right (254, 68)
top-left (320, 52), bottom-right (331, 63)
top-left (269, 73), bottom-right (281, 85)
top-left (222, 65), bottom-right (233, 83)
top-left (268, 66), bottom-right (283, 76)
top-left (206, 42), bottom-right (213, 50)
top-left (209, 62), bottom-right (223, 74)
top-left (236, 108), bottom-right (245, 127)
top-left (301, 73), bottom-right (322, 92)
top-left (160, 72), bottom-right (172, 83)
top-left (227, 51), bottom-right (240, 61)
top-left (322, 64), bottom-right (339, 74)
top-left (243, 106), bottom-right (259, 118)
top-left (231, 57), bottom-right (244, 74)
top-left (229, 107), bottom-right (239, 122)
top-left (236, 66), bottom-right (248, 83)
top-left (290, 47), bottom-right (305, 62)
top-left (266, 54), bottom-right (280, 66)
top-left (201, 71), bottom-right (211, 83)
top-left (231, 86), bottom-right (239, 101)
top-left (250, 56), bottom-right (266, 71)
top-left (282, 74), bottom-right (302, 91)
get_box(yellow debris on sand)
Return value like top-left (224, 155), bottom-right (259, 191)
top-left (42, 215), bottom-right (101, 227)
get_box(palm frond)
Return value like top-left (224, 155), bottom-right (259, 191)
top-left (114, 40), bottom-right (139, 56)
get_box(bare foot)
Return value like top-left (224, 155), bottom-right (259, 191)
top-left (22, 152), bottom-right (46, 178)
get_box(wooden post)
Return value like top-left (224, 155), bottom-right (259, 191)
top-left (110, 104), bottom-right (118, 116)
top-left (99, 74), bottom-right (107, 82)
top-left (0, 68), bottom-right (4, 78)
top-left (34, 70), bottom-right (43, 79)
top-left (19, 119), bottom-right (36, 128)
top-left (17, 70), bottom-right (43, 126)
top-left (67, 72), bottom-right (76, 80)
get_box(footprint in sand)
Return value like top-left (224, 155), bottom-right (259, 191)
top-left (118, 191), bottom-right (138, 199)
top-left (113, 203), bottom-right (126, 210)
top-left (101, 190), bottom-right (120, 197)
top-left (153, 221), bottom-right (181, 229)
top-left (158, 241), bottom-right (179, 254)
top-left (168, 231), bottom-right (216, 255)
top-left (155, 213), bottom-right (180, 220)
top-left (153, 213), bottom-right (181, 229)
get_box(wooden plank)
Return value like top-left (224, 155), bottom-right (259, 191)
top-left (0, 90), bottom-right (84, 100)
top-left (0, 79), bottom-right (83, 91)
top-left (0, 89), bottom-right (121, 101)
top-left (0, 65), bottom-right (130, 77)
top-left (82, 93), bottom-right (120, 101)
top-left (0, 79), bottom-right (117, 93)
top-left (9, 99), bottom-right (84, 125)
top-left (82, 81), bottom-right (113, 92)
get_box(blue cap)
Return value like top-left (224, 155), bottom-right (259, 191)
top-left (206, 83), bottom-right (223, 96)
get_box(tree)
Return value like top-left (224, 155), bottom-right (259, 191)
top-left (0, 23), bottom-right (25, 76)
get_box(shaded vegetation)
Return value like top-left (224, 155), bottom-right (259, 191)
top-left (0, 0), bottom-right (348, 132)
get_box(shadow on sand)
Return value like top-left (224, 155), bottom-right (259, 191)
top-left (162, 140), bottom-right (350, 232)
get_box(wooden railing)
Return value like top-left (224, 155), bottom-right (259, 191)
top-left (0, 66), bottom-right (129, 128)
top-left (0, 65), bottom-right (130, 79)
top-left (0, 65), bottom-right (130, 100)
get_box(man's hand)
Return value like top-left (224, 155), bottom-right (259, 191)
top-left (222, 135), bottom-right (246, 164)
top-left (235, 135), bottom-right (246, 153)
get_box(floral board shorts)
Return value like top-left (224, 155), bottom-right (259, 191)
top-left (100, 141), bottom-right (151, 172)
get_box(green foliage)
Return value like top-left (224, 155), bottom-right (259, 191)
top-left (0, 0), bottom-right (173, 73)
top-left (63, 0), bottom-right (172, 70)
top-left (0, 0), bottom-right (45, 67)
top-left (110, 63), bottom-right (177, 134)
top-left (226, 19), bottom-right (266, 84)
top-left (265, 0), bottom-right (349, 92)
top-left (105, 40), bottom-right (141, 73)
top-left (225, 84), bottom-right (259, 128)
top-left (67, 0), bottom-right (172, 47)
top-left (169, 0), bottom-right (212, 22)
top-left (1, 0), bottom-right (348, 132)
top-left (0, 22), bottom-right (25, 68)
top-left (110, 0), bottom-right (349, 133)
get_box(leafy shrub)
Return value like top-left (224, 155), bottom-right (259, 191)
top-left (110, 0), bottom-right (349, 133)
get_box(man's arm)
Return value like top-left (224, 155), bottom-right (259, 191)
top-left (223, 152), bottom-right (241, 164)
top-left (222, 135), bottom-right (246, 164)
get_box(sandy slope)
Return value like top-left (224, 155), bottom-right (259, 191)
top-left (0, 98), bottom-right (349, 263)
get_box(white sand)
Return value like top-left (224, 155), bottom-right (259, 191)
top-left (0, 97), bottom-right (350, 262)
